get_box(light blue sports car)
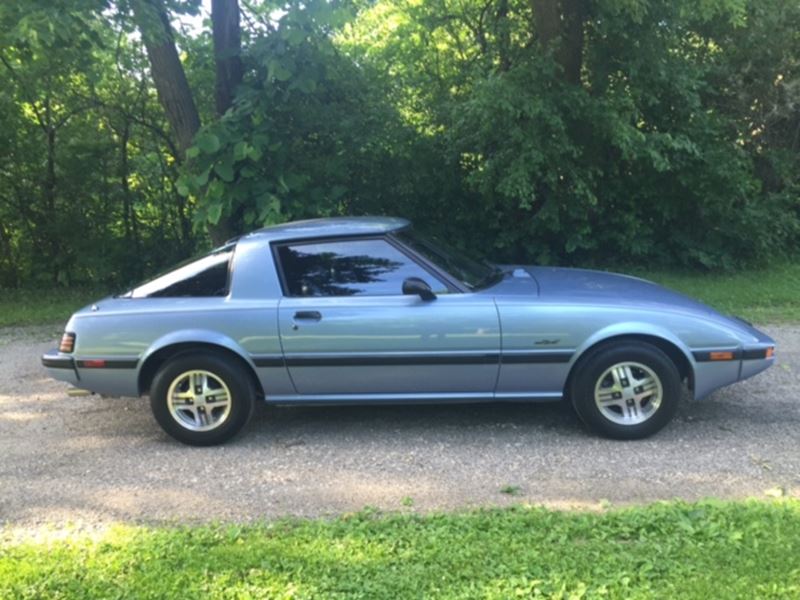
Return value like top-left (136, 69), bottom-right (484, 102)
top-left (42, 217), bottom-right (775, 445)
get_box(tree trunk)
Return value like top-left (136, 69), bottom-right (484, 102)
top-left (119, 121), bottom-right (143, 278)
top-left (43, 98), bottom-right (62, 283)
top-left (207, 0), bottom-right (245, 246)
top-left (175, 188), bottom-right (192, 246)
top-left (134, 0), bottom-right (244, 245)
top-left (133, 0), bottom-right (201, 156)
top-left (45, 128), bottom-right (56, 214)
top-left (558, 0), bottom-right (586, 85)
top-left (120, 122), bottom-right (132, 241)
top-left (497, 0), bottom-right (511, 71)
top-left (212, 0), bottom-right (244, 117)
top-left (531, 0), bottom-right (586, 85)
top-left (0, 222), bottom-right (18, 288)
top-left (532, 0), bottom-right (560, 47)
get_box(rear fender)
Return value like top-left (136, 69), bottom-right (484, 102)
top-left (139, 329), bottom-right (259, 395)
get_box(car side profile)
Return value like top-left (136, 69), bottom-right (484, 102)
top-left (42, 217), bottom-right (776, 445)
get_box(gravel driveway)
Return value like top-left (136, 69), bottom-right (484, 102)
top-left (1, 325), bottom-right (798, 526)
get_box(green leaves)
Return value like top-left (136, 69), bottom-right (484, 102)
top-left (195, 133), bottom-right (221, 154)
top-left (214, 159), bottom-right (234, 183)
top-left (177, 1), bottom-right (424, 237)
top-left (193, 168), bottom-right (211, 187)
top-left (255, 193), bottom-right (281, 223)
top-left (267, 59), bottom-right (292, 82)
top-left (175, 176), bottom-right (191, 197)
top-left (232, 141), bottom-right (248, 161)
top-left (9, 0), bottom-right (793, 285)
top-left (337, 0), bottom-right (800, 270)
top-left (206, 201), bottom-right (223, 225)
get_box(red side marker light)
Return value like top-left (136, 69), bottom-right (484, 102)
top-left (82, 359), bottom-right (106, 368)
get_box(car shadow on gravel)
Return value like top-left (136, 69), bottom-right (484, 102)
top-left (244, 400), bottom-right (596, 444)
top-left (236, 387), bottom-right (757, 448)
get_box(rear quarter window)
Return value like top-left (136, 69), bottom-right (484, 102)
top-left (123, 246), bottom-right (234, 298)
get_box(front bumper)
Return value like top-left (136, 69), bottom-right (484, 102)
top-left (739, 343), bottom-right (776, 381)
top-left (691, 333), bottom-right (776, 400)
top-left (738, 324), bottom-right (777, 381)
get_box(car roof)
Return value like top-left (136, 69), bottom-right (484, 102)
top-left (244, 216), bottom-right (410, 243)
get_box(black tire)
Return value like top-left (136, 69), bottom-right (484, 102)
top-left (150, 352), bottom-right (255, 446)
top-left (569, 341), bottom-right (681, 440)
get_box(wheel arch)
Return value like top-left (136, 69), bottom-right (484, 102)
top-left (564, 330), bottom-right (694, 398)
top-left (138, 331), bottom-right (263, 398)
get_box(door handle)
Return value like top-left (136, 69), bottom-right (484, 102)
top-left (293, 310), bottom-right (322, 321)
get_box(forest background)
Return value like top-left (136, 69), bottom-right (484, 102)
top-left (1, 0), bottom-right (798, 290)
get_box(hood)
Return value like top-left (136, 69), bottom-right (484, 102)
top-left (527, 266), bottom-right (714, 310)
top-left (492, 265), bottom-right (725, 319)
top-left (514, 266), bottom-right (771, 344)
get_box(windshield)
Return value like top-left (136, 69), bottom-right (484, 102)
top-left (394, 228), bottom-right (501, 290)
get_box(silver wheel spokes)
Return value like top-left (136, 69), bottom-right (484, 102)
top-left (167, 370), bottom-right (232, 432)
top-left (594, 362), bottom-right (663, 426)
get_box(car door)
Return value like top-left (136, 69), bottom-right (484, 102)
top-left (274, 236), bottom-right (500, 398)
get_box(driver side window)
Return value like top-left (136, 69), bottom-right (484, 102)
top-left (276, 238), bottom-right (447, 297)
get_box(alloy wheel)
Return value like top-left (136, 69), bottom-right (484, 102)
top-left (166, 369), bottom-right (232, 432)
top-left (593, 361), bottom-right (663, 426)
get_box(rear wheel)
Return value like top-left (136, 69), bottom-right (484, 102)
top-left (570, 342), bottom-right (681, 440)
top-left (150, 352), bottom-right (255, 446)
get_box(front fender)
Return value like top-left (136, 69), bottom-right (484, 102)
top-left (569, 321), bottom-right (741, 400)
top-left (571, 321), bottom-right (695, 368)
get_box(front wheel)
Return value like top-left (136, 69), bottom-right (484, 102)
top-left (150, 352), bottom-right (255, 446)
top-left (569, 342), bottom-right (681, 440)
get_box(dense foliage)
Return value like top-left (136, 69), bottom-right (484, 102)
top-left (1, 0), bottom-right (798, 288)
top-left (2, 501), bottom-right (800, 598)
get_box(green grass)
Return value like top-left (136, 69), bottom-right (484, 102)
top-left (1, 501), bottom-right (798, 599)
top-left (0, 261), bottom-right (798, 328)
top-left (0, 286), bottom-right (108, 328)
top-left (499, 484), bottom-right (522, 496)
top-left (643, 262), bottom-right (800, 323)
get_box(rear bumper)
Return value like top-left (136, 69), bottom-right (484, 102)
top-left (41, 349), bottom-right (81, 386)
top-left (41, 349), bottom-right (140, 396)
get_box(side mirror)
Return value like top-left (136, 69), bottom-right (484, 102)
top-left (402, 277), bottom-right (437, 301)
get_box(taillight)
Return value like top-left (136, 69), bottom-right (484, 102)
top-left (59, 332), bottom-right (76, 353)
